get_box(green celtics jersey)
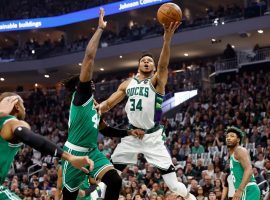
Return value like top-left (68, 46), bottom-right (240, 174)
top-left (76, 176), bottom-right (91, 200)
top-left (125, 77), bottom-right (164, 130)
top-left (229, 153), bottom-right (256, 189)
top-left (0, 115), bottom-right (22, 184)
top-left (67, 93), bottom-right (100, 148)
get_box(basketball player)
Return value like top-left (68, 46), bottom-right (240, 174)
top-left (61, 8), bottom-right (141, 200)
top-left (0, 96), bottom-right (18, 117)
top-left (56, 121), bottom-right (144, 200)
top-left (95, 22), bottom-right (196, 200)
top-left (226, 126), bottom-right (260, 200)
top-left (0, 92), bottom-right (94, 200)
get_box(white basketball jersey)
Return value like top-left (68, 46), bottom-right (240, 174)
top-left (125, 77), bottom-right (164, 129)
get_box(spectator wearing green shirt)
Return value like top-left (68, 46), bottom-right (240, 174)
top-left (191, 139), bottom-right (205, 154)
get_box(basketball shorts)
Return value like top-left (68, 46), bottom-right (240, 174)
top-left (62, 141), bottom-right (112, 192)
top-left (241, 182), bottom-right (260, 200)
top-left (111, 126), bottom-right (173, 170)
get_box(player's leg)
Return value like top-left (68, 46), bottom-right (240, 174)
top-left (89, 148), bottom-right (122, 200)
top-left (142, 128), bottom-right (196, 200)
top-left (110, 135), bottom-right (141, 171)
top-left (61, 147), bottom-right (87, 200)
top-left (0, 187), bottom-right (21, 200)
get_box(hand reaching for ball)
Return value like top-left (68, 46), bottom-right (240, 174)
top-left (163, 22), bottom-right (180, 41)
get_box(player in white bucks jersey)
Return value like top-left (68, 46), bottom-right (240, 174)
top-left (97, 22), bottom-right (196, 200)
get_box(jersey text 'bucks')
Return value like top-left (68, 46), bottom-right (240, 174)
top-left (125, 77), bottom-right (163, 130)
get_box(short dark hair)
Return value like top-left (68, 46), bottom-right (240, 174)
top-left (138, 52), bottom-right (155, 63)
top-left (225, 126), bottom-right (245, 144)
top-left (62, 75), bottom-right (79, 92)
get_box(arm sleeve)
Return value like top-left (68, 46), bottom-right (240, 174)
top-left (99, 125), bottom-right (128, 138)
top-left (14, 126), bottom-right (63, 158)
top-left (73, 81), bottom-right (93, 106)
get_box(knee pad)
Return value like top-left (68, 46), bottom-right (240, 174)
top-left (62, 187), bottom-right (79, 200)
top-left (101, 169), bottom-right (122, 189)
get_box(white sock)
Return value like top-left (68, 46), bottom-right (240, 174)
top-left (90, 182), bottom-right (107, 199)
top-left (162, 172), bottom-right (188, 197)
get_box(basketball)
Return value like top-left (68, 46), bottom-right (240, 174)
top-left (157, 3), bottom-right (182, 27)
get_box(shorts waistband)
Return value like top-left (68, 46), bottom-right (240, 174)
top-left (129, 124), bottom-right (163, 134)
top-left (64, 141), bottom-right (93, 152)
top-left (246, 182), bottom-right (257, 187)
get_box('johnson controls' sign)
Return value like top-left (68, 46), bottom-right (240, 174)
top-left (0, 0), bottom-right (170, 32)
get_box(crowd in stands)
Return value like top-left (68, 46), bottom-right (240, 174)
top-left (0, 0), bottom-right (119, 21)
top-left (3, 66), bottom-right (270, 199)
top-left (2, 2), bottom-right (268, 62)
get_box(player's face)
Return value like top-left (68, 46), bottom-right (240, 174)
top-left (226, 132), bottom-right (239, 148)
top-left (138, 56), bottom-right (155, 75)
top-left (15, 97), bottom-right (26, 120)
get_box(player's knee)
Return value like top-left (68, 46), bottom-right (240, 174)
top-left (101, 169), bottom-right (122, 190)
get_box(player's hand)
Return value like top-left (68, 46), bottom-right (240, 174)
top-left (69, 155), bottom-right (94, 174)
top-left (163, 21), bottom-right (180, 41)
top-left (98, 7), bottom-right (107, 30)
top-left (128, 129), bottom-right (145, 139)
top-left (232, 189), bottom-right (243, 200)
top-left (95, 101), bottom-right (110, 115)
top-left (78, 190), bottom-right (86, 197)
top-left (0, 96), bottom-right (19, 116)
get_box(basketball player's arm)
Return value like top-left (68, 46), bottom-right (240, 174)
top-left (99, 119), bottom-right (145, 139)
top-left (79, 8), bottom-right (107, 83)
top-left (55, 167), bottom-right (63, 200)
top-left (96, 79), bottom-right (130, 114)
top-left (74, 8), bottom-right (107, 106)
top-left (152, 22), bottom-right (179, 94)
top-left (0, 120), bottom-right (94, 173)
top-left (221, 174), bottom-right (229, 200)
top-left (0, 96), bottom-right (19, 117)
top-left (234, 148), bottom-right (253, 199)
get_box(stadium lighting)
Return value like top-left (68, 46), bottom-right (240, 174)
top-left (211, 38), bottom-right (216, 42)
top-left (184, 53), bottom-right (189, 57)
top-left (0, 78), bottom-right (5, 81)
top-left (257, 29), bottom-right (263, 34)
top-left (35, 83), bottom-right (38, 87)
top-left (44, 74), bottom-right (50, 78)
top-left (31, 49), bottom-right (35, 54)
top-left (100, 68), bottom-right (104, 71)
top-left (78, 63), bottom-right (82, 66)
top-left (119, 55), bottom-right (123, 59)
top-left (232, 45), bottom-right (235, 48)
top-left (221, 21), bottom-right (225, 25)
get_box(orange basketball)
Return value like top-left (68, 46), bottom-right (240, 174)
top-left (157, 3), bottom-right (182, 27)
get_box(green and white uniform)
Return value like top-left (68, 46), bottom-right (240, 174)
top-left (62, 93), bottom-right (112, 192)
top-left (111, 77), bottom-right (172, 170)
top-left (230, 153), bottom-right (260, 200)
top-left (76, 176), bottom-right (91, 200)
top-left (0, 115), bottom-right (22, 200)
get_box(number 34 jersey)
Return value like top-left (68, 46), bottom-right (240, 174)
top-left (67, 93), bottom-right (100, 148)
top-left (125, 77), bottom-right (164, 130)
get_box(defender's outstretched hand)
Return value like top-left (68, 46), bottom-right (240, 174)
top-left (98, 8), bottom-right (107, 30)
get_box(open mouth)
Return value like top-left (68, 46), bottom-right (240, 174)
top-left (144, 64), bottom-right (149, 69)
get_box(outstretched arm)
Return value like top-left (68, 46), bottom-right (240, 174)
top-left (99, 119), bottom-right (145, 139)
top-left (1, 119), bottom-right (94, 173)
top-left (95, 79), bottom-right (130, 114)
top-left (80, 8), bottom-right (107, 82)
top-left (152, 22), bottom-right (179, 94)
